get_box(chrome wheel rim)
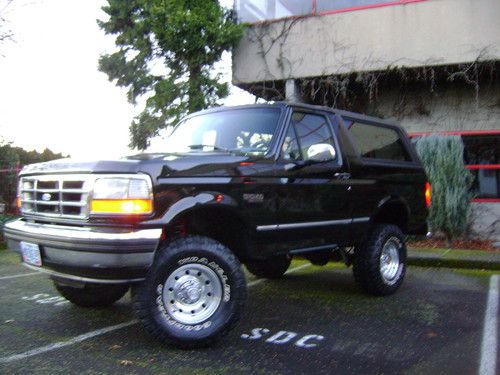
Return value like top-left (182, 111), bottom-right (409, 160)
top-left (380, 237), bottom-right (401, 283)
top-left (163, 263), bottom-right (223, 325)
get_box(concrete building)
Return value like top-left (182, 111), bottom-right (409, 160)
top-left (232, 0), bottom-right (499, 242)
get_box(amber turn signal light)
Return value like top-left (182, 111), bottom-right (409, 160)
top-left (425, 182), bottom-right (431, 209)
top-left (90, 199), bottom-right (153, 215)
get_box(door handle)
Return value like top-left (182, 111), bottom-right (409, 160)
top-left (334, 172), bottom-right (351, 180)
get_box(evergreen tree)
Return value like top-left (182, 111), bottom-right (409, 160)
top-left (415, 135), bottom-right (473, 245)
top-left (98, 0), bottom-right (244, 150)
top-left (0, 140), bottom-right (66, 210)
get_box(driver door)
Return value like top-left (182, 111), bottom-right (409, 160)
top-left (274, 111), bottom-right (351, 252)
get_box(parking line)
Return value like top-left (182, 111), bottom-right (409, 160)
top-left (479, 274), bottom-right (499, 375)
top-left (0, 272), bottom-right (41, 281)
top-left (0, 262), bottom-right (312, 363)
top-left (0, 320), bottom-right (138, 364)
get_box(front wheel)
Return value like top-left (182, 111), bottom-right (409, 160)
top-left (54, 282), bottom-right (129, 307)
top-left (353, 224), bottom-right (407, 296)
top-left (132, 236), bottom-right (246, 348)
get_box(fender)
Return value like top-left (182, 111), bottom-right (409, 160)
top-left (140, 191), bottom-right (247, 229)
top-left (371, 195), bottom-right (411, 229)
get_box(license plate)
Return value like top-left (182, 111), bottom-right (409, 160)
top-left (20, 242), bottom-right (42, 267)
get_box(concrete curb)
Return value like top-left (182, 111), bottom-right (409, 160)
top-left (407, 249), bottom-right (500, 271)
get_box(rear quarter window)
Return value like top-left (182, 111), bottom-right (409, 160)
top-left (347, 121), bottom-right (411, 162)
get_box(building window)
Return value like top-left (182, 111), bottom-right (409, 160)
top-left (236, 0), bottom-right (313, 23)
top-left (462, 134), bottom-right (500, 201)
top-left (410, 131), bottom-right (500, 202)
top-left (235, 0), bottom-right (426, 23)
top-left (347, 121), bottom-right (410, 162)
top-left (316, 0), bottom-right (422, 14)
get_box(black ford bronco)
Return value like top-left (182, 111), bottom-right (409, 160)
top-left (4, 103), bottom-right (429, 348)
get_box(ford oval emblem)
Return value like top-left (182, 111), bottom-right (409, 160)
top-left (41, 193), bottom-right (52, 201)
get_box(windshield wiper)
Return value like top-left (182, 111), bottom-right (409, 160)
top-left (187, 144), bottom-right (233, 152)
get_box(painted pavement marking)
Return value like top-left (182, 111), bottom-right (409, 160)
top-left (0, 263), bottom-right (312, 364)
top-left (0, 321), bottom-right (138, 364)
top-left (0, 272), bottom-right (41, 281)
top-left (479, 274), bottom-right (499, 375)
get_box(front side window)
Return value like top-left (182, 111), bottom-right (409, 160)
top-left (281, 112), bottom-right (338, 162)
top-left (347, 121), bottom-right (410, 162)
top-left (147, 108), bottom-right (281, 155)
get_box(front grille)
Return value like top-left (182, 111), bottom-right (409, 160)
top-left (20, 175), bottom-right (92, 219)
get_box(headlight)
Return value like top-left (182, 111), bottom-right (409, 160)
top-left (91, 176), bottom-right (153, 215)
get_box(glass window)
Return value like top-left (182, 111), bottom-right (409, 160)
top-left (347, 121), bottom-right (410, 161)
top-left (463, 135), bottom-right (499, 165)
top-left (282, 112), bottom-right (338, 162)
top-left (316, 0), bottom-right (415, 12)
top-left (281, 124), bottom-right (302, 161)
top-left (236, 0), bottom-right (312, 23)
top-left (410, 132), bottom-right (500, 199)
top-left (147, 108), bottom-right (281, 155)
top-left (235, 1), bottom-right (424, 23)
top-left (470, 169), bottom-right (499, 199)
top-left (463, 134), bottom-right (499, 199)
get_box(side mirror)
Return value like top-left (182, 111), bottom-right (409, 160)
top-left (307, 143), bottom-right (336, 162)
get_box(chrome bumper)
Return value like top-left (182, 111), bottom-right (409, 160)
top-left (3, 219), bottom-right (161, 283)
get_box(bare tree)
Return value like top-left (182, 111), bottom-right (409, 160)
top-left (0, 0), bottom-right (14, 45)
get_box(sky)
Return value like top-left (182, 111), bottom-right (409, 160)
top-left (0, 0), bottom-right (253, 159)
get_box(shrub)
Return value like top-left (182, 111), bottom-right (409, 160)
top-left (415, 135), bottom-right (473, 245)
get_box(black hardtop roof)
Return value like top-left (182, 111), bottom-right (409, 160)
top-left (187, 102), bottom-right (403, 130)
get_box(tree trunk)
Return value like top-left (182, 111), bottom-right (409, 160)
top-left (188, 65), bottom-right (203, 113)
top-left (445, 232), bottom-right (452, 248)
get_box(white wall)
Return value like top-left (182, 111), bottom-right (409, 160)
top-left (374, 82), bottom-right (500, 133)
top-left (469, 203), bottom-right (500, 243)
top-left (233, 0), bottom-right (500, 85)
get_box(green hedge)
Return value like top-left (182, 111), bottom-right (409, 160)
top-left (415, 135), bottom-right (473, 243)
top-left (0, 214), bottom-right (18, 244)
top-left (0, 214), bottom-right (17, 225)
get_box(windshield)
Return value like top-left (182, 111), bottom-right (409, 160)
top-left (147, 108), bottom-right (282, 155)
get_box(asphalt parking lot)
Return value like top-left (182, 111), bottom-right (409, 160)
top-left (0, 249), bottom-right (498, 375)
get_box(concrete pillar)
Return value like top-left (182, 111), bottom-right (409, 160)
top-left (285, 79), bottom-right (302, 103)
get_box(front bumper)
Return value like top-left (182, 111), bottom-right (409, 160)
top-left (3, 219), bottom-right (161, 284)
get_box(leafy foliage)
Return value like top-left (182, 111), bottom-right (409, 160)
top-left (98, 0), bottom-right (244, 150)
top-left (0, 140), bottom-right (67, 210)
top-left (415, 135), bottom-right (473, 243)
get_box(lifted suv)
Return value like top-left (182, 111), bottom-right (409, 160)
top-left (4, 103), bottom-right (429, 348)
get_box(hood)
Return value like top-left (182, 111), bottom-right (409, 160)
top-left (19, 152), bottom-right (267, 178)
top-left (20, 158), bottom-right (143, 176)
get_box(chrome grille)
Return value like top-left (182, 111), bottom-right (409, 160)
top-left (20, 174), bottom-right (92, 219)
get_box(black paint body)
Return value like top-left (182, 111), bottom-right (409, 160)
top-left (17, 103), bottom-right (428, 266)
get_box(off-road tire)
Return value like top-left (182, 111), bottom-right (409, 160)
top-left (245, 255), bottom-right (292, 279)
top-left (353, 224), bottom-right (407, 296)
top-left (132, 235), bottom-right (246, 349)
top-left (54, 282), bottom-right (129, 307)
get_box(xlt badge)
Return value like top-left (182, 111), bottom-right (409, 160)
top-left (243, 193), bottom-right (264, 203)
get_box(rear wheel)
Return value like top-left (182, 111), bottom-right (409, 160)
top-left (353, 224), bottom-right (406, 296)
top-left (132, 235), bottom-right (246, 348)
top-left (245, 255), bottom-right (291, 279)
top-left (54, 282), bottom-right (129, 307)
